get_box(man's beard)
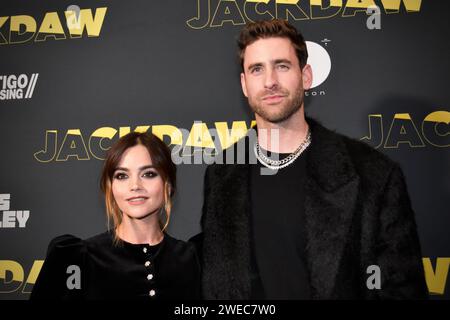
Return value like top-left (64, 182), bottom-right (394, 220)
top-left (248, 85), bottom-right (304, 124)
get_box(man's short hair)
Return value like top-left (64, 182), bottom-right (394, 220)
top-left (237, 19), bottom-right (308, 71)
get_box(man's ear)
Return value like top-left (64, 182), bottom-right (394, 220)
top-left (240, 72), bottom-right (248, 97)
top-left (301, 64), bottom-right (313, 90)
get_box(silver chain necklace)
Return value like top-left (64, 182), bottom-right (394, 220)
top-left (254, 129), bottom-right (311, 170)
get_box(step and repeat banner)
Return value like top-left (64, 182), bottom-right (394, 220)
top-left (0, 0), bottom-right (449, 299)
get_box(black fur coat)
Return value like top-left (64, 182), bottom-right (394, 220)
top-left (198, 118), bottom-right (428, 299)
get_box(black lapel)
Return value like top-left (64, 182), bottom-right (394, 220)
top-left (202, 141), bottom-right (253, 299)
top-left (205, 121), bottom-right (359, 299)
top-left (304, 119), bottom-right (360, 299)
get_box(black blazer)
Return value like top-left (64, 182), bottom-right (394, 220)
top-left (199, 118), bottom-right (428, 299)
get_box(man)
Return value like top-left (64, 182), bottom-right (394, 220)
top-left (198, 20), bottom-right (427, 299)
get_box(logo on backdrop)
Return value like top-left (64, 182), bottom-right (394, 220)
top-left (0, 194), bottom-right (30, 228)
top-left (305, 40), bottom-right (331, 97)
top-left (0, 73), bottom-right (39, 101)
top-left (0, 260), bottom-right (43, 294)
top-left (0, 7), bottom-right (107, 45)
top-left (33, 110), bottom-right (448, 164)
top-left (361, 110), bottom-right (450, 149)
top-left (33, 121), bottom-right (254, 163)
top-left (186, 0), bottom-right (422, 29)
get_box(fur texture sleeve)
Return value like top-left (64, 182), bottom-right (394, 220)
top-left (375, 165), bottom-right (428, 299)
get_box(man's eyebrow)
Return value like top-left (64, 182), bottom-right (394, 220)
top-left (246, 59), bottom-right (292, 71)
top-left (273, 59), bottom-right (292, 65)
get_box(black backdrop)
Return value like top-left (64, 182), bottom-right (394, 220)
top-left (0, 0), bottom-right (449, 299)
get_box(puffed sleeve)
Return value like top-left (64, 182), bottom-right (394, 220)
top-left (30, 235), bottom-right (85, 300)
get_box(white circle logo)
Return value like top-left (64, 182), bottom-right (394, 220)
top-left (306, 41), bottom-right (331, 89)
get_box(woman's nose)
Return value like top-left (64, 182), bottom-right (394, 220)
top-left (130, 176), bottom-right (142, 191)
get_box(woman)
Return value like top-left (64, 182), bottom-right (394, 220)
top-left (30, 132), bottom-right (201, 300)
